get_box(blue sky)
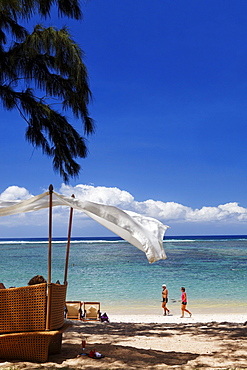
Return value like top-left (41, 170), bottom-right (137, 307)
top-left (1, 0), bottom-right (247, 237)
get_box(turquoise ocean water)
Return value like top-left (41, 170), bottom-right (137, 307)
top-left (0, 236), bottom-right (246, 315)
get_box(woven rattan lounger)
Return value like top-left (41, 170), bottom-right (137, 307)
top-left (0, 283), bottom-right (67, 333)
top-left (0, 321), bottom-right (72, 362)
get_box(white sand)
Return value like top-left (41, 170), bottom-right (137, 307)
top-left (0, 314), bottom-right (247, 369)
top-left (109, 312), bottom-right (247, 323)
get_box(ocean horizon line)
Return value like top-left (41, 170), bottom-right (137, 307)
top-left (0, 234), bottom-right (247, 244)
top-left (1, 234), bottom-right (247, 242)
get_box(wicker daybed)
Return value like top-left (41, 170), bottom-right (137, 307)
top-left (0, 185), bottom-right (72, 362)
top-left (0, 282), bottom-right (67, 333)
top-left (0, 321), bottom-right (71, 362)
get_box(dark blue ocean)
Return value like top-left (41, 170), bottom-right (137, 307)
top-left (0, 235), bottom-right (246, 314)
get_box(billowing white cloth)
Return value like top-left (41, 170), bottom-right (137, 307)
top-left (0, 191), bottom-right (169, 263)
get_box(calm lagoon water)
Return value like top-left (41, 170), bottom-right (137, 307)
top-left (0, 236), bottom-right (246, 314)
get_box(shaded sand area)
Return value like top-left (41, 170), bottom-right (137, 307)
top-left (1, 314), bottom-right (247, 369)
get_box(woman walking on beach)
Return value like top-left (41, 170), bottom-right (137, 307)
top-left (162, 284), bottom-right (170, 315)
top-left (180, 287), bottom-right (192, 318)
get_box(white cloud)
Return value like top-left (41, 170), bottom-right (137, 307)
top-left (0, 186), bottom-right (32, 200)
top-left (59, 183), bottom-right (134, 208)
top-left (58, 184), bottom-right (247, 224)
top-left (0, 184), bottom-right (247, 234)
top-left (134, 200), bottom-right (191, 220)
top-left (188, 203), bottom-right (247, 222)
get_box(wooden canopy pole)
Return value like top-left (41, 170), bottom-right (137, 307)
top-left (48, 184), bottom-right (53, 285)
top-left (46, 184), bottom-right (53, 330)
top-left (64, 194), bottom-right (75, 285)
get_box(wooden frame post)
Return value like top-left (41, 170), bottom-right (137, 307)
top-left (46, 184), bottom-right (53, 330)
top-left (64, 194), bottom-right (75, 285)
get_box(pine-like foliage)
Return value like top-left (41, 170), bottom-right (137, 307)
top-left (0, 0), bottom-right (94, 182)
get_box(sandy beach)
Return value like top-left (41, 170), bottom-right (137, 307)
top-left (1, 313), bottom-right (247, 369)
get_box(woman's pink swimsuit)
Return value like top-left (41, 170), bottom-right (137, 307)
top-left (181, 292), bottom-right (187, 305)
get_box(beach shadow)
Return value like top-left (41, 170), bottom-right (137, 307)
top-left (71, 320), bottom-right (247, 339)
top-left (73, 322), bottom-right (177, 338)
top-left (47, 342), bottom-right (198, 368)
top-left (4, 321), bottom-right (247, 369)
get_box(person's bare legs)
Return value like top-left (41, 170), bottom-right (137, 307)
top-left (181, 304), bottom-right (191, 317)
top-left (162, 302), bottom-right (170, 315)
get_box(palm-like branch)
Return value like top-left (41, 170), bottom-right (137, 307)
top-left (0, 1), bottom-right (94, 182)
top-left (0, 0), bottom-right (82, 20)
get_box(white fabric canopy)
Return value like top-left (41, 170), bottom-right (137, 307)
top-left (0, 191), bottom-right (169, 263)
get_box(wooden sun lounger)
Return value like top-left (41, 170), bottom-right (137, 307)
top-left (83, 302), bottom-right (101, 321)
top-left (65, 301), bottom-right (83, 320)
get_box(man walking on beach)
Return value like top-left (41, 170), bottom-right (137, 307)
top-left (162, 284), bottom-right (170, 315)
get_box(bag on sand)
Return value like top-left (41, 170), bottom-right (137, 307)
top-left (100, 312), bottom-right (109, 323)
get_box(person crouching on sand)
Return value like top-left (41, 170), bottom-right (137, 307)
top-left (180, 287), bottom-right (192, 318)
top-left (162, 284), bottom-right (170, 315)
